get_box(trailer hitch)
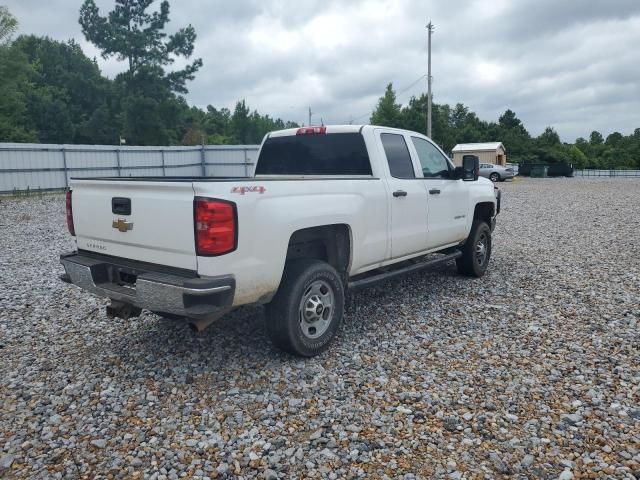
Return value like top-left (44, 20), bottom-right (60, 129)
top-left (106, 300), bottom-right (142, 320)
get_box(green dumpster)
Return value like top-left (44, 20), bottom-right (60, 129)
top-left (530, 165), bottom-right (548, 178)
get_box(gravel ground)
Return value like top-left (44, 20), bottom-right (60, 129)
top-left (1, 178), bottom-right (639, 480)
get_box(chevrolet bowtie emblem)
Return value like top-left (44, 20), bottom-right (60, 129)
top-left (112, 218), bottom-right (133, 232)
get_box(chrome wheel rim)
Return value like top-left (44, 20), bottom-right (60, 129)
top-left (299, 280), bottom-right (334, 339)
top-left (475, 232), bottom-right (488, 266)
top-left (490, 173), bottom-right (499, 182)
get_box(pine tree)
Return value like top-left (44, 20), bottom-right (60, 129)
top-left (370, 83), bottom-right (402, 128)
top-left (79, 0), bottom-right (202, 94)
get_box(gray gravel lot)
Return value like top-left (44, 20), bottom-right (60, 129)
top-left (1, 178), bottom-right (639, 479)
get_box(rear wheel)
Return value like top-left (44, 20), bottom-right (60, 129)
top-left (489, 172), bottom-right (500, 182)
top-left (266, 259), bottom-right (344, 357)
top-left (456, 221), bottom-right (492, 277)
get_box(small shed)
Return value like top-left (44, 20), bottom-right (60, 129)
top-left (452, 142), bottom-right (506, 167)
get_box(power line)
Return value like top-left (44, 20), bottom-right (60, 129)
top-left (397, 74), bottom-right (426, 97)
top-left (348, 111), bottom-right (373, 124)
top-left (345, 74), bottom-right (427, 124)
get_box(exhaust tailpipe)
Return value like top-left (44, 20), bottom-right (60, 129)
top-left (188, 316), bottom-right (218, 332)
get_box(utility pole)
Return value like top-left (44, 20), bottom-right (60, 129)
top-left (426, 21), bottom-right (434, 138)
top-left (308, 106), bottom-right (313, 126)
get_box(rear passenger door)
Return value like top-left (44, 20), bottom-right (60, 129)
top-left (376, 130), bottom-right (429, 259)
top-left (409, 136), bottom-right (469, 248)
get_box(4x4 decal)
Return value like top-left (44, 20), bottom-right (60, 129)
top-left (231, 186), bottom-right (266, 195)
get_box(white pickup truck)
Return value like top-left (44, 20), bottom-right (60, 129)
top-left (61, 125), bottom-right (500, 356)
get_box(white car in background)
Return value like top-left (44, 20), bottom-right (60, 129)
top-left (479, 163), bottom-right (515, 182)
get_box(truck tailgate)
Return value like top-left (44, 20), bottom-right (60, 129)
top-left (70, 180), bottom-right (197, 270)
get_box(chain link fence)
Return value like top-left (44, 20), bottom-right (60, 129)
top-left (574, 169), bottom-right (640, 177)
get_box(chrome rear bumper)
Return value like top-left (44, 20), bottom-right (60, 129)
top-left (60, 251), bottom-right (234, 319)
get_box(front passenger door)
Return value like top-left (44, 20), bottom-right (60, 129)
top-left (410, 137), bottom-right (469, 248)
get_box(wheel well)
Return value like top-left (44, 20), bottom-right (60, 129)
top-left (286, 225), bottom-right (351, 276)
top-left (473, 202), bottom-right (495, 224)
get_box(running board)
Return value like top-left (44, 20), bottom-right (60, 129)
top-left (348, 251), bottom-right (462, 291)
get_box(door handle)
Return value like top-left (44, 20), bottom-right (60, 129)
top-left (393, 190), bottom-right (407, 197)
top-left (429, 188), bottom-right (441, 195)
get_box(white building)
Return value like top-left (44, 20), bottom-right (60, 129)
top-left (452, 142), bottom-right (506, 167)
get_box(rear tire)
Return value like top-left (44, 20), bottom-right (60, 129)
top-left (456, 221), bottom-right (492, 277)
top-left (266, 259), bottom-right (345, 357)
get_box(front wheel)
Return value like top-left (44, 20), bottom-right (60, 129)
top-left (489, 172), bottom-right (500, 182)
top-left (266, 259), bottom-right (345, 357)
top-left (456, 221), bottom-right (492, 277)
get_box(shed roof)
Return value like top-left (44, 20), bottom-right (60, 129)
top-left (452, 142), bottom-right (505, 152)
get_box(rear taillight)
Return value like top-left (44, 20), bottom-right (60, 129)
top-left (194, 197), bottom-right (237, 256)
top-left (65, 190), bottom-right (75, 236)
top-left (296, 126), bottom-right (326, 135)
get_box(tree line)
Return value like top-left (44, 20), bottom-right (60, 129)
top-left (0, 2), bottom-right (297, 146)
top-left (1, 2), bottom-right (638, 169)
top-left (371, 84), bottom-right (640, 169)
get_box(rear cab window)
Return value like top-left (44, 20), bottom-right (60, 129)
top-left (380, 133), bottom-right (416, 179)
top-left (255, 132), bottom-right (372, 175)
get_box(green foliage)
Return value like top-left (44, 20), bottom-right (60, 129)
top-left (370, 83), bottom-right (402, 128)
top-left (567, 145), bottom-right (588, 169)
top-left (605, 131), bottom-right (623, 147)
top-left (537, 126), bottom-right (561, 147)
top-left (0, 21), bottom-right (296, 145)
top-left (231, 100), bottom-right (251, 144)
top-left (0, 5), bottom-right (17, 44)
top-left (11, 35), bottom-right (114, 143)
top-left (0, 42), bottom-right (37, 142)
top-left (0, 9), bottom-right (38, 142)
top-left (370, 84), bottom-right (639, 169)
top-left (499, 109), bottom-right (525, 132)
top-left (79, 0), bottom-right (202, 94)
top-left (589, 131), bottom-right (604, 145)
top-left (76, 0), bottom-right (205, 145)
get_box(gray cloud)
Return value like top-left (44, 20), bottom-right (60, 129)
top-left (6, 0), bottom-right (640, 140)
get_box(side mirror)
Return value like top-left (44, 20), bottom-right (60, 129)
top-left (462, 155), bottom-right (479, 181)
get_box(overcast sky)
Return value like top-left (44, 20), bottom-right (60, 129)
top-left (6, 0), bottom-right (640, 140)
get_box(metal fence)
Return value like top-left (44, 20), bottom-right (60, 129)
top-left (0, 143), bottom-right (260, 194)
top-left (575, 169), bottom-right (640, 177)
